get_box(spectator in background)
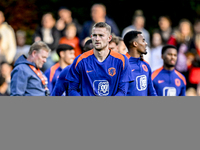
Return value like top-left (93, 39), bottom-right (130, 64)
top-left (186, 20), bottom-right (200, 90)
top-left (0, 73), bottom-right (9, 96)
top-left (0, 33), bottom-right (6, 64)
top-left (109, 33), bottom-right (120, 52)
top-left (79, 3), bottom-right (120, 47)
top-left (14, 30), bottom-right (30, 63)
top-left (158, 16), bottom-right (173, 44)
top-left (168, 19), bottom-right (193, 83)
top-left (122, 10), bottom-right (150, 47)
top-left (33, 12), bottom-right (61, 72)
top-left (0, 10), bottom-right (16, 64)
top-left (56, 7), bottom-right (82, 37)
top-left (118, 37), bottom-right (130, 58)
top-left (0, 61), bottom-right (12, 95)
top-left (45, 44), bottom-right (75, 94)
top-left (59, 23), bottom-right (82, 57)
top-left (149, 31), bottom-right (164, 72)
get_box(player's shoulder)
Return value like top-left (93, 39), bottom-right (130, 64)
top-left (152, 67), bottom-right (164, 80)
top-left (75, 50), bottom-right (94, 68)
top-left (110, 50), bottom-right (127, 68)
top-left (174, 70), bottom-right (186, 85)
top-left (142, 59), bottom-right (150, 66)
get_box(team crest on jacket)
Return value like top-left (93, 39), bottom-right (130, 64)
top-left (108, 67), bottom-right (116, 77)
top-left (142, 64), bottom-right (148, 72)
top-left (175, 78), bottom-right (181, 87)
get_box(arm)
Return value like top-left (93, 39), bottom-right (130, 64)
top-left (51, 77), bottom-right (66, 96)
top-left (68, 81), bottom-right (81, 96)
top-left (115, 55), bottom-right (134, 96)
top-left (7, 26), bottom-right (16, 64)
top-left (51, 66), bottom-right (70, 96)
top-left (10, 68), bottom-right (28, 96)
top-left (65, 57), bottom-right (81, 96)
top-left (114, 82), bottom-right (129, 96)
top-left (148, 65), bottom-right (157, 96)
top-left (179, 85), bottom-right (186, 96)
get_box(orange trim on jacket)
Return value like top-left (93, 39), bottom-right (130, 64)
top-left (50, 63), bottom-right (60, 82)
top-left (151, 67), bottom-right (163, 80)
top-left (110, 50), bottom-right (125, 69)
top-left (174, 70), bottom-right (187, 85)
top-left (125, 53), bottom-right (131, 59)
top-left (75, 50), bottom-right (94, 68)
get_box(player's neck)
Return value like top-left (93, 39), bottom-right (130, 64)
top-left (94, 48), bottom-right (110, 62)
top-left (59, 60), bottom-right (69, 69)
top-left (163, 65), bottom-right (175, 71)
top-left (128, 48), bottom-right (140, 58)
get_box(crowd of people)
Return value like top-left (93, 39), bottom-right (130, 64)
top-left (0, 3), bottom-right (200, 96)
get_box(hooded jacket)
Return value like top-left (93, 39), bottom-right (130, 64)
top-left (10, 55), bottom-right (46, 96)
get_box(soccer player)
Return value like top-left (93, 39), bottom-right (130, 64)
top-left (152, 45), bottom-right (186, 96)
top-left (51, 38), bottom-right (94, 96)
top-left (44, 44), bottom-right (75, 93)
top-left (123, 30), bottom-right (157, 96)
top-left (66, 22), bottom-right (133, 96)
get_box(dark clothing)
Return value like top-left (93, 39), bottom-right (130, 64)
top-left (79, 17), bottom-right (120, 45)
top-left (33, 26), bottom-right (61, 51)
top-left (10, 55), bottom-right (46, 96)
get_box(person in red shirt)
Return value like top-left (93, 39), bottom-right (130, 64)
top-left (59, 23), bottom-right (82, 57)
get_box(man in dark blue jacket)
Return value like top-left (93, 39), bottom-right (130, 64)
top-left (79, 3), bottom-right (120, 47)
top-left (10, 41), bottom-right (51, 96)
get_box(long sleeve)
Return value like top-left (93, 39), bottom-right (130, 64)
top-left (148, 65), bottom-right (157, 96)
top-left (114, 82), bottom-right (129, 96)
top-left (68, 81), bottom-right (81, 96)
top-left (10, 68), bottom-right (28, 96)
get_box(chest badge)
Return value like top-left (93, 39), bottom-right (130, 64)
top-left (142, 64), bottom-right (148, 72)
top-left (175, 78), bottom-right (181, 87)
top-left (108, 67), bottom-right (116, 77)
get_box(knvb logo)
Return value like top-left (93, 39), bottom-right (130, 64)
top-left (108, 67), bottom-right (116, 77)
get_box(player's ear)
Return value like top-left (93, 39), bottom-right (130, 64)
top-left (60, 51), bottom-right (65, 58)
top-left (32, 50), bottom-right (37, 57)
top-left (108, 34), bottom-right (112, 42)
top-left (133, 41), bottom-right (138, 47)
top-left (161, 54), bottom-right (164, 59)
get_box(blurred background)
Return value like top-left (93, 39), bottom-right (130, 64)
top-left (1, 0), bottom-right (200, 43)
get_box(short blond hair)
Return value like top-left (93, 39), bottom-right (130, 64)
top-left (93, 22), bottom-right (111, 34)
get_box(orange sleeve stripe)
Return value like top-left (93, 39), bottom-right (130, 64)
top-left (110, 50), bottom-right (125, 69)
top-left (151, 67), bottom-right (163, 80)
top-left (125, 53), bottom-right (131, 59)
top-left (75, 50), bottom-right (94, 68)
top-left (50, 63), bottom-right (60, 82)
top-left (143, 59), bottom-right (149, 65)
top-left (175, 70), bottom-right (187, 85)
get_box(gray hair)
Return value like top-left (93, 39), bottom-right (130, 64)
top-left (28, 41), bottom-right (51, 55)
